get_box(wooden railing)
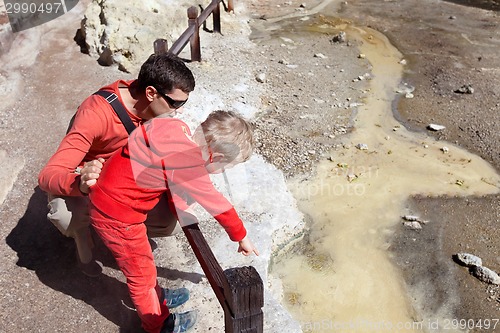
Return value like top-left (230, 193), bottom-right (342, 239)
top-left (154, 0), bottom-right (234, 61)
top-left (182, 224), bottom-right (263, 333)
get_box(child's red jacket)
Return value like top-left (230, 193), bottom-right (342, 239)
top-left (89, 117), bottom-right (247, 242)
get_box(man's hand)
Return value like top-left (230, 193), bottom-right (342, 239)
top-left (238, 236), bottom-right (259, 256)
top-left (79, 158), bottom-right (105, 194)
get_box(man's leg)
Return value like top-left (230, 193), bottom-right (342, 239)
top-left (145, 194), bottom-right (182, 238)
top-left (46, 194), bottom-right (101, 276)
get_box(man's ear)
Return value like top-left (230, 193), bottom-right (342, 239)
top-left (145, 86), bottom-right (157, 102)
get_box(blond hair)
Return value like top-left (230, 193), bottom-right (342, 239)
top-left (201, 110), bottom-right (255, 163)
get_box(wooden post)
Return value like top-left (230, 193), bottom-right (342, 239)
top-left (213, 0), bottom-right (221, 34)
top-left (153, 39), bottom-right (169, 55)
top-left (223, 267), bottom-right (264, 333)
top-left (227, 0), bottom-right (234, 13)
top-left (182, 224), bottom-right (264, 333)
top-left (188, 6), bottom-right (201, 61)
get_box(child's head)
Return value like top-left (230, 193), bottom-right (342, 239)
top-left (195, 110), bottom-right (255, 174)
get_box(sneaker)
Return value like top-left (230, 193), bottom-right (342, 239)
top-left (162, 287), bottom-right (190, 309)
top-left (77, 258), bottom-right (103, 277)
top-left (161, 310), bottom-right (197, 333)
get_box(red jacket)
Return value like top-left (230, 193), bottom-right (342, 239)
top-left (89, 118), bottom-right (247, 242)
top-left (38, 80), bottom-right (141, 196)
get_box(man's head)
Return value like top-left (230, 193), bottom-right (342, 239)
top-left (137, 53), bottom-right (195, 119)
top-left (194, 110), bottom-right (255, 174)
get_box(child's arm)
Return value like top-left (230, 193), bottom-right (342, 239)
top-left (238, 236), bottom-right (259, 256)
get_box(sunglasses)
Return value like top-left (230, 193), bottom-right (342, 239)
top-left (154, 86), bottom-right (188, 109)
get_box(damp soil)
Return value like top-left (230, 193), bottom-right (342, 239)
top-left (251, 0), bottom-right (500, 331)
top-left (336, 0), bottom-right (500, 329)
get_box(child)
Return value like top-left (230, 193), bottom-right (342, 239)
top-left (88, 110), bottom-right (259, 333)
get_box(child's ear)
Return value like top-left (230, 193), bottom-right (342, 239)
top-left (211, 152), bottom-right (225, 163)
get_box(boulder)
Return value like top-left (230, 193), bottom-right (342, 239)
top-left (78, 0), bottom-right (193, 73)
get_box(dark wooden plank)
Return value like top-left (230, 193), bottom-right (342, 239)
top-left (182, 224), bottom-right (226, 305)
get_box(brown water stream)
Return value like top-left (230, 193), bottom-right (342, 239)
top-left (271, 20), bottom-right (500, 333)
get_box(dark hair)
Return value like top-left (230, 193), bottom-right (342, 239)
top-left (137, 53), bottom-right (195, 94)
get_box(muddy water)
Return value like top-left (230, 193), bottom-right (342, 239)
top-left (272, 20), bottom-right (500, 333)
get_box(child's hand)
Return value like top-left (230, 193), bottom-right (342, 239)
top-left (238, 236), bottom-right (259, 256)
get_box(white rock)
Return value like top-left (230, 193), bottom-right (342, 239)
top-left (256, 73), bottom-right (266, 83)
top-left (456, 253), bottom-right (483, 267)
top-left (403, 221), bottom-right (422, 230)
top-left (441, 146), bottom-right (449, 153)
top-left (355, 143), bottom-right (368, 150)
top-left (314, 53), bottom-right (327, 59)
top-left (402, 215), bottom-right (419, 221)
top-left (80, 0), bottom-right (188, 72)
top-left (427, 124), bottom-right (446, 131)
top-left (471, 266), bottom-right (500, 285)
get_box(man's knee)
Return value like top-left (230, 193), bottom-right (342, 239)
top-left (47, 195), bottom-right (90, 237)
top-left (145, 220), bottom-right (182, 238)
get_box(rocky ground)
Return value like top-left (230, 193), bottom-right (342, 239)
top-left (0, 0), bottom-right (499, 332)
top-left (250, 0), bottom-right (500, 331)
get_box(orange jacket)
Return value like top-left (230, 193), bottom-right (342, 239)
top-left (38, 80), bottom-right (141, 196)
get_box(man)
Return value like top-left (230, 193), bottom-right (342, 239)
top-left (38, 53), bottom-right (195, 280)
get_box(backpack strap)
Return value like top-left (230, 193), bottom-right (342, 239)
top-left (94, 90), bottom-right (136, 135)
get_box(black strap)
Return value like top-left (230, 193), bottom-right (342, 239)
top-left (94, 90), bottom-right (136, 135)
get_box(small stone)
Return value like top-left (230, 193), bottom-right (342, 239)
top-left (314, 53), bottom-right (327, 59)
top-left (280, 37), bottom-right (294, 44)
top-left (358, 54), bottom-right (366, 59)
top-left (399, 59), bottom-right (407, 65)
top-left (455, 253), bottom-right (483, 267)
top-left (347, 174), bottom-right (358, 182)
top-left (441, 146), bottom-right (449, 153)
top-left (331, 31), bottom-right (346, 43)
top-left (256, 73), bottom-right (266, 83)
top-left (449, 15), bottom-right (457, 20)
top-left (427, 124), bottom-right (446, 131)
top-left (454, 84), bottom-right (474, 94)
top-left (403, 221), bottom-right (422, 230)
top-left (355, 143), bottom-right (368, 150)
top-left (470, 266), bottom-right (500, 285)
top-left (402, 215), bottom-right (419, 221)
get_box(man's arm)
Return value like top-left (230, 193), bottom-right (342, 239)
top-left (38, 107), bottom-right (107, 196)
